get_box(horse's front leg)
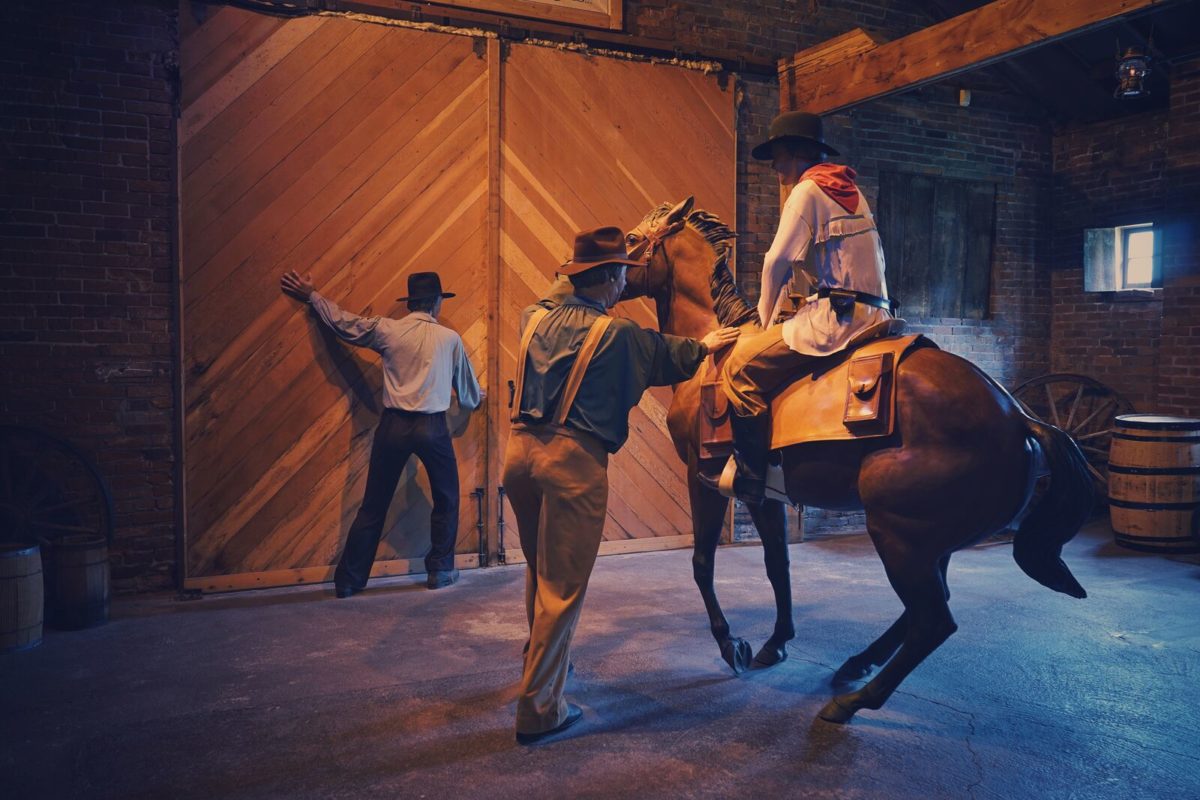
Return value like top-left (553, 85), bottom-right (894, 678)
top-left (688, 462), bottom-right (752, 674)
top-left (745, 498), bottom-right (794, 667)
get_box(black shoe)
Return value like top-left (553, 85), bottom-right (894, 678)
top-left (426, 568), bottom-right (460, 590)
top-left (515, 704), bottom-right (584, 745)
top-left (334, 585), bottom-right (361, 599)
top-left (729, 413), bottom-right (771, 504)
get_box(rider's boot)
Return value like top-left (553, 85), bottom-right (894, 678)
top-left (728, 412), bottom-right (772, 506)
top-left (698, 412), bottom-right (772, 504)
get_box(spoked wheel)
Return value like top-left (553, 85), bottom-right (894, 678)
top-left (0, 425), bottom-right (114, 548)
top-left (1011, 373), bottom-right (1135, 490)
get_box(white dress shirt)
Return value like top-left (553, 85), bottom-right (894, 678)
top-left (309, 291), bottom-right (482, 413)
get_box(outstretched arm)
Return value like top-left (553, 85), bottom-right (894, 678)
top-left (280, 270), bottom-right (381, 349)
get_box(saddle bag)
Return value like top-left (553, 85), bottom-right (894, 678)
top-left (843, 352), bottom-right (894, 434)
top-left (699, 355), bottom-right (734, 458)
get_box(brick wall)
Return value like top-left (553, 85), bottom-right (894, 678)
top-left (0, 0), bottom-right (179, 591)
top-left (1158, 57), bottom-right (1200, 417)
top-left (1050, 57), bottom-right (1200, 419)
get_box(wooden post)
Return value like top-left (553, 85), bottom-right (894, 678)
top-left (485, 36), bottom-right (503, 565)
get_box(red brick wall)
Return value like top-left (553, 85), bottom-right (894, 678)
top-left (1050, 57), bottom-right (1200, 419)
top-left (0, 0), bottom-right (179, 591)
top-left (1158, 58), bottom-right (1200, 417)
top-left (1049, 112), bottom-right (1168, 411)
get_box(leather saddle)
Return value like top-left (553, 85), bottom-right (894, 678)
top-left (699, 326), bottom-right (938, 459)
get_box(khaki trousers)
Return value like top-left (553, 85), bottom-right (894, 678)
top-left (721, 325), bottom-right (815, 416)
top-left (502, 424), bottom-right (609, 734)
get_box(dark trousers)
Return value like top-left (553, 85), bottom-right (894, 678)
top-left (334, 409), bottom-right (459, 590)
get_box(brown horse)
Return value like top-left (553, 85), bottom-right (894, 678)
top-left (620, 197), bottom-right (1092, 723)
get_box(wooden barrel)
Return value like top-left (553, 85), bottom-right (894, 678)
top-left (1108, 414), bottom-right (1200, 554)
top-left (0, 543), bottom-right (44, 653)
top-left (49, 535), bottom-right (109, 630)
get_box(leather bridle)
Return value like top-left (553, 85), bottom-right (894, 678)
top-left (624, 217), bottom-right (685, 299)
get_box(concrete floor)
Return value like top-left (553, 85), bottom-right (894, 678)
top-left (3, 519), bottom-right (1199, 800)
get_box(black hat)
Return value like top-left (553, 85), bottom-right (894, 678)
top-left (560, 226), bottom-right (643, 276)
top-left (750, 111), bottom-right (841, 161)
top-left (396, 271), bottom-right (456, 302)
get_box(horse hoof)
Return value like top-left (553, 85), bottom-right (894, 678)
top-left (721, 638), bottom-right (753, 674)
top-left (752, 643), bottom-right (788, 669)
top-left (832, 658), bottom-right (871, 686)
top-left (817, 697), bottom-right (857, 724)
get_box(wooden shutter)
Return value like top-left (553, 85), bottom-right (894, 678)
top-left (877, 171), bottom-right (996, 319)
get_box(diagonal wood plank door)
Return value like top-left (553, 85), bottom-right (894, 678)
top-left (180, 7), bottom-right (490, 589)
top-left (498, 43), bottom-right (735, 558)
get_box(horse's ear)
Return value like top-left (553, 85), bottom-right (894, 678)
top-left (666, 196), bottom-right (694, 224)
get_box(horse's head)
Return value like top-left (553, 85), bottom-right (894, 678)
top-left (619, 196), bottom-right (755, 337)
top-left (619, 196), bottom-right (694, 303)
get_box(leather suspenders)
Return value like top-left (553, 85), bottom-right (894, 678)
top-left (510, 308), bottom-right (614, 426)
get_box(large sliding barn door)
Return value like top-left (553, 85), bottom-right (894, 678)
top-left (177, 6), bottom-right (734, 589)
top-left (179, 8), bottom-right (489, 590)
top-left (497, 44), bottom-right (735, 558)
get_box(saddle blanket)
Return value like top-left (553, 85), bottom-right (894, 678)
top-left (699, 333), bottom-right (937, 459)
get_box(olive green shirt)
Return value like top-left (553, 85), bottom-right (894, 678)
top-left (514, 276), bottom-right (707, 453)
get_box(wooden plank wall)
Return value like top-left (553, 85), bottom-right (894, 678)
top-left (180, 7), bottom-right (489, 586)
top-left (876, 170), bottom-right (996, 319)
top-left (498, 43), bottom-right (735, 556)
top-left (179, 5), bottom-right (733, 586)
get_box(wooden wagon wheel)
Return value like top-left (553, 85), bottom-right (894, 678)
top-left (1011, 373), bottom-right (1135, 489)
top-left (0, 425), bottom-right (114, 547)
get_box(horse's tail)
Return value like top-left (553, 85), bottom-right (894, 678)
top-left (1011, 417), bottom-right (1091, 599)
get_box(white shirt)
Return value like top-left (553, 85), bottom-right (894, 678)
top-left (758, 179), bottom-right (892, 356)
top-left (309, 291), bottom-right (482, 413)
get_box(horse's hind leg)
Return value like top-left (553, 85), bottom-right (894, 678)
top-left (688, 465), bottom-right (753, 673)
top-left (820, 539), bottom-right (957, 723)
top-left (833, 611), bottom-right (907, 685)
top-left (745, 498), bottom-right (794, 667)
top-left (832, 554), bottom-right (950, 685)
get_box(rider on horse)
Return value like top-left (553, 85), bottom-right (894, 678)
top-left (706, 111), bottom-right (896, 505)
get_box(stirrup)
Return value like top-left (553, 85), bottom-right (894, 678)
top-left (716, 456), bottom-right (789, 504)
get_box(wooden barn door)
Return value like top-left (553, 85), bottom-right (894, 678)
top-left (179, 8), bottom-right (490, 590)
top-left (177, 7), bottom-right (734, 589)
top-left (496, 43), bottom-right (735, 560)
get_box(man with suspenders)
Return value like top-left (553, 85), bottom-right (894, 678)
top-left (504, 226), bottom-right (740, 744)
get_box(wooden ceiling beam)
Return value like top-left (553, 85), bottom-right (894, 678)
top-left (781, 0), bottom-right (1182, 114)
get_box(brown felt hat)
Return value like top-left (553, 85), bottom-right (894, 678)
top-left (396, 271), bottom-right (455, 302)
top-left (751, 111), bottom-right (841, 161)
top-left (559, 226), bottom-right (642, 276)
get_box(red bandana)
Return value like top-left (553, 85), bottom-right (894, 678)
top-left (801, 164), bottom-right (860, 214)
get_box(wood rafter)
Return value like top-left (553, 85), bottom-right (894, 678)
top-left (781, 0), bottom-right (1181, 114)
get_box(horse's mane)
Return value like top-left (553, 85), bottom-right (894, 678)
top-left (639, 203), bottom-right (758, 328)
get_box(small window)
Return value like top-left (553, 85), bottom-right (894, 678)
top-left (1084, 223), bottom-right (1161, 292)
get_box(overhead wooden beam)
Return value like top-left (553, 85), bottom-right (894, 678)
top-left (781, 0), bottom-right (1181, 114)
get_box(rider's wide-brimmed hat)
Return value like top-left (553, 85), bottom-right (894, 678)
top-left (560, 226), bottom-right (643, 276)
top-left (751, 111), bottom-right (841, 161)
top-left (396, 271), bottom-right (456, 302)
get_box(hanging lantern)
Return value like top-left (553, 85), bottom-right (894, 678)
top-left (1114, 46), bottom-right (1151, 99)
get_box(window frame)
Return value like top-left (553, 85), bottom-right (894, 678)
top-left (1118, 223), bottom-right (1158, 290)
top-left (1083, 221), bottom-right (1162, 294)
